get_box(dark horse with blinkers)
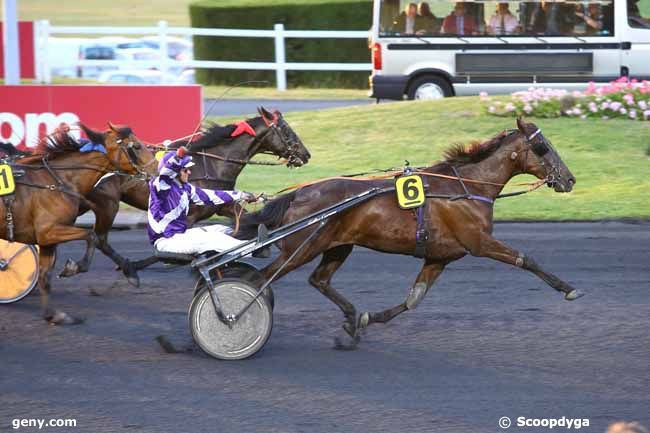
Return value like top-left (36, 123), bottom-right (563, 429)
top-left (238, 119), bottom-right (581, 348)
top-left (70, 107), bottom-right (310, 286)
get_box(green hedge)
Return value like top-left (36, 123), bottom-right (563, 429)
top-left (189, 0), bottom-right (372, 88)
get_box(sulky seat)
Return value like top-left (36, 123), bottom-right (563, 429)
top-left (153, 249), bottom-right (198, 265)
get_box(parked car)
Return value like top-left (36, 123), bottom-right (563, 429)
top-left (47, 37), bottom-right (86, 78)
top-left (76, 37), bottom-right (148, 78)
top-left (98, 69), bottom-right (177, 84)
top-left (140, 35), bottom-right (193, 60)
top-left (176, 69), bottom-right (195, 84)
top-left (114, 47), bottom-right (161, 68)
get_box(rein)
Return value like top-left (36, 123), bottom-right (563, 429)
top-left (148, 130), bottom-right (290, 167)
top-left (274, 128), bottom-right (558, 200)
top-left (275, 169), bottom-right (543, 196)
top-left (11, 132), bottom-right (156, 198)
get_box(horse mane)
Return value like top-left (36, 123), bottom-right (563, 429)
top-left (15, 128), bottom-right (85, 164)
top-left (181, 117), bottom-right (263, 152)
top-left (442, 130), bottom-right (519, 165)
top-left (0, 142), bottom-right (31, 157)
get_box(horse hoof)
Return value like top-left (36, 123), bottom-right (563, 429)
top-left (47, 311), bottom-right (85, 326)
top-left (358, 312), bottom-right (370, 329)
top-left (342, 321), bottom-right (357, 338)
top-left (565, 289), bottom-right (585, 301)
top-left (333, 332), bottom-right (360, 351)
top-left (58, 259), bottom-right (80, 278)
top-left (123, 261), bottom-right (140, 288)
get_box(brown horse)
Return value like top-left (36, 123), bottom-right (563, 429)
top-left (74, 107), bottom-right (310, 286)
top-left (0, 124), bottom-right (157, 324)
top-left (238, 119), bottom-right (580, 347)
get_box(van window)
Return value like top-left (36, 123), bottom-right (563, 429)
top-left (83, 47), bottom-right (115, 60)
top-left (379, 0), bottom-right (615, 37)
top-left (628, 0), bottom-right (650, 27)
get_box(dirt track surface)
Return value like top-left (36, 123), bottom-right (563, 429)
top-left (1, 222), bottom-right (649, 433)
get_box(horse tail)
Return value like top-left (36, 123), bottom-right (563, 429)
top-left (235, 191), bottom-right (296, 239)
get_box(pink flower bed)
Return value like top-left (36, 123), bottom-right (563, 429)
top-left (482, 77), bottom-right (650, 121)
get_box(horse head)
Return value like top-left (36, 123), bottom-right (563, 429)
top-left (257, 106), bottom-right (311, 167)
top-left (515, 118), bottom-right (576, 193)
top-left (80, 123), bottom-right (158, 178)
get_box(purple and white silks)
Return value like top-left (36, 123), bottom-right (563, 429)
top-left (147, 168), bottom-right (242, 244)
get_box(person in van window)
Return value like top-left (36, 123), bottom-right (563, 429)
top-left (543, 1), bottom-right (576, 35)
top-left (627, 0), bottom-right (650, 28)
top-left (393, 3), bottom-right (426, 34)
top-left (380, 0), bottom-right (401, 33)
top-left (442, 2), bottom-right (479, 35)
top-left (418, 2), bottom-right (441, 34)
top-left (487, 2), bottom-right (521, 35)
top-left (523, 2), bottom-right (547, 34)
top-left (575, 3), bottom-right (604, 35)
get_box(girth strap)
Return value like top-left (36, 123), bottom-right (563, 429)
top-left (414, 202), bottom-right (430, 258)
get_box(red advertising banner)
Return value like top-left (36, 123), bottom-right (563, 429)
top-left (0, 85), bottom-right (202, 150)
top-left (0, 21), bottom-right (36, 79)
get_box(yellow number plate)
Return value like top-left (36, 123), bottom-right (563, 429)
top-left (395, 174), bottom-right (425, 209)
top-left (0, 164), bottom-right (16, 196)
top-left (155, 150), bottom-right (167, 162)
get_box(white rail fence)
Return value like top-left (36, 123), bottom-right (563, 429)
top-left (36, 20), bottom-right (371, 90)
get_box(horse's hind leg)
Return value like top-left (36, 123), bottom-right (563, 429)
top-left (306, 245), bottom-right (365, 348)
top-left (39, 245), bottom-right (83, 325)
top-left (365, 261), bottom-right (445, 327)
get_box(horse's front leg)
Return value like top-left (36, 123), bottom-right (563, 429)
top-left (363, 261), bottom-right (446, 328)
top-left (56, 198), bottom-right (100, 278)
top-left (468, 233), bottom-right (584, 300)
top-left (58, 224), bottom-right (98, 279)
top-left (90, 196), bottom-right (141, 287)
top-left (38, 245), bottom-right (83, 325)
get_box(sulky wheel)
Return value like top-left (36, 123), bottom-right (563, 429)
top-left (193, 261), bottom-right (274, 310)
top-left (0, 240), bottom-right (39, 304)
top-left (189, 278), bottom-right (273, 360)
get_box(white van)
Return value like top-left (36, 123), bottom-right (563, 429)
top-left (369, 0), bottom-right (650, 99)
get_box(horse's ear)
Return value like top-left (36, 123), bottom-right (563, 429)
top-left (516, 117), bottom-right (528, 133)
top-left (107, 121), bottom-right (118, 132)
top-left (258, 106), bottom-right (273, 121)
top-left (80, 123), bottom-right (106, 144)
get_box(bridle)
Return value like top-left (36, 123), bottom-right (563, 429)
top-left (520, 128), bottom-right (563, 188)
top-left (113, 135), bottom-right (157, 180)
top-left (259, 111), bottom-right (305, 167)
top-left (186, 112), bottom-right (306, 186)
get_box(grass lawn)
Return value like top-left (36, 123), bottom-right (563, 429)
top-left (19, 0), bottom-right (371, 27)
top-left (19, 0), bottom-right (195, 26)
top-left (202, 85), bottom-right (368, 100)
top-left (7, 79), bottom-right (368, 99)
top-left (211, 97), bottom-right (650, 220)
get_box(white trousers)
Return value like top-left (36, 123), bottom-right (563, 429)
top-left (154, 224), bottom-right (246, 255)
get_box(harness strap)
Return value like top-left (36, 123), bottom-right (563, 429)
top-left (15, 179), bottom-right (87, 201)
top-left (3, 196), bottom-right (15, 242)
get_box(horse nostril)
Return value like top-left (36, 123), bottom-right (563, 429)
top-left (569, 177), bottom-right (576, 185)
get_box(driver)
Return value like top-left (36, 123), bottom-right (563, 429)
top-left (148, 146), bottom-right (257, 255)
